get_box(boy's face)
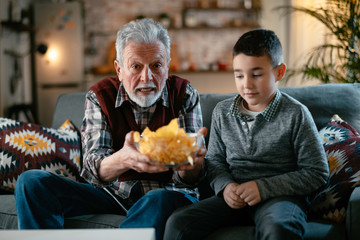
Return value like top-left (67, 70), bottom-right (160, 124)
top-left (233, 53), bottom-right (286, 112)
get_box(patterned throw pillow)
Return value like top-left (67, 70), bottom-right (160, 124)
top-left (0, 118), bottom-right (82, 193)
top-left (309, 115), bottom-right (360, 223)
top-left (318, 114), bottom-right (359, 145)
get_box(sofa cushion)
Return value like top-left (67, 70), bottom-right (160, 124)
top-left (0, 194), bottom-right (126, 229)
top-left (51, 92), bottom-right (86, 130)
top-left (0, 194), bottom-right (17, 229)
top-left (200, 93), bottom-right (236, 145)
top-left (309, 115), bottom-right (360, 223)
top-left (0, 118), bottom-right (82, 193)
top-left (205, 222), bottom-right (346, 240)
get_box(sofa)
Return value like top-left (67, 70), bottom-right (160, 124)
top-left (1, 83), bottom-right (360, 240)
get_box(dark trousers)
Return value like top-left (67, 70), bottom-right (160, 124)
top-left (15, 169), bottom-right (196, 240)
top-left (15, 170), bottom-right (125, 229)
top-left (164, 195), bottom-right (308, 240)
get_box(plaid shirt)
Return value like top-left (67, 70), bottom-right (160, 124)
top-left (80, 79), bottom-right (203, 205)
top-left (230, 90), bottom-right (282, 122)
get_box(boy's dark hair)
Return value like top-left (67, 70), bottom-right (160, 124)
top-left (233, 29), bottom-right (283, 67)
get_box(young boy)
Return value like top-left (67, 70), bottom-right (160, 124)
top-left (163, 29), bottom-right (329, 240)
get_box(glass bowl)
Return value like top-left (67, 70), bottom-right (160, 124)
top-left (135, 133), bottom-right (204, 167)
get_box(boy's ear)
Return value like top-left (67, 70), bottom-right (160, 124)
top-left (276, 63), bottom-right (286, 81)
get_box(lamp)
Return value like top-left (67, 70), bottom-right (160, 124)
top-left (4, 43), bottom-right (48, 58)
top-left (36, 43), bottom-right (48, 55)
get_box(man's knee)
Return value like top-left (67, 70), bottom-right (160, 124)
top-left (143, 189), bottom-right (189, 207)
top-left (15, 170), bottom-right (51, 193)
top-left (140, 189), bottom-right (168, 205)
top-left (145, 189), bottom-right (168, 198)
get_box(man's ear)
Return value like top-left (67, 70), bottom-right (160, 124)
top-left (114, 60), bottom-right (122, 81)
top-left (276, 63), bottom-right (286, 81)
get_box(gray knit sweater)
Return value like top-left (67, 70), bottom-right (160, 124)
top-left (205, 91), bottom-right (329, 202)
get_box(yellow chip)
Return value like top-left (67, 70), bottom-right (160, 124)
top-left (155, 118), bottom-right (179, 137)
top-left (187, 156), bottom-right (194, 166)
top-left (133, 131), bottom-right (140, 143)
top-left (137, 118), bottom-right (198, 165)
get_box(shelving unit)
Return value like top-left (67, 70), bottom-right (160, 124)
top-left (86, 0), bottom-right (261, 75)
top-left (167, 2), bottom-right (261, 72)
top-left (1, 20), bottom-right (34, 32)
top-left (1, 20), bottom-right (38, 123)
top-left (180, 6), bottom-right (260, 29)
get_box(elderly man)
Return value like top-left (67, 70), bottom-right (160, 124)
top-left (15, 18), bottom-right (206, 240)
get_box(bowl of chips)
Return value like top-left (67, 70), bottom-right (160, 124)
top-left (134, 118), bottom-right (204, 167)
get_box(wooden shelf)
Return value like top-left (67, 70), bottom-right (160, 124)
top-left (1, 21), bottom-right (34, 32)
top-left (171, 70), bottom-right (233, 74)
top-left (169, 23), bottom-right (260, 31)
top-left (181, 5), bottom-right (260, 30)
top-left (184, 6), bottom-right (261, 11)
top-left (91, 70), bottom-right (233, 77)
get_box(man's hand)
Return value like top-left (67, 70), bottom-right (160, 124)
top-left (98, 131), bottom-right (168, 182)
top-left (173, 127), bottom-right (207, 183)
top-left (223, 183), bottom-right (247, 209)
top-left (235, 181), bottom-right (261, 206)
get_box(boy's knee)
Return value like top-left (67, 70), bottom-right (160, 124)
top-left (164, 211), bottom-right (187, 240)
top-left (166, 209), bottom-right (182, 229)
top-left (257, 217), bottom-right (305, 240)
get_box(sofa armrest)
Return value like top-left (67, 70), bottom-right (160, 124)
top-left (346, 186), bottom-right (360, 240)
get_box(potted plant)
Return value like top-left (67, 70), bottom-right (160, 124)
top-left (276, 0), bottom-right (360, 83)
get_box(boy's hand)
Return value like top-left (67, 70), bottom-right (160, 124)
top-left (235, 181), bottom-right (261, 206)
top-left (223, 183), bottom-right (247, 209)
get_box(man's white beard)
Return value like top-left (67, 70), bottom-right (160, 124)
top-left (124, 84), bottom-right (164, 108)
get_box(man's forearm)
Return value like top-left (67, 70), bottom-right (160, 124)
top-left (98, 152), bottom-right (130, 182)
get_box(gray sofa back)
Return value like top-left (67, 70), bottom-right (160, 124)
top-left (52, 83), bottom-right (360, 145)
top-left (201, 84), bottom-right (360, 143)
top-left (281, 83), bottom-right (360, 131)
top-left (52, 92), bottom-right (87, 130)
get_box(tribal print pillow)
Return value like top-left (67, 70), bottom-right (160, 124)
top-left (0, 118), bottom-right (82, 192)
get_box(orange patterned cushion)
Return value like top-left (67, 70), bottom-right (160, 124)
top-left (0, 118), bottom-right (82, 192)
top-left (309, 115), bottom-right (360, 222)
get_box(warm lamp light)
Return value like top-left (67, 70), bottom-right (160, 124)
top-left (36, 43), bottom-right (60, 63)
top-left (47, 48), bottom-right (58, 62)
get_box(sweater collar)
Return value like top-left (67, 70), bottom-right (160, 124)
top-left (230, 90), bottom-right (281, 122)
